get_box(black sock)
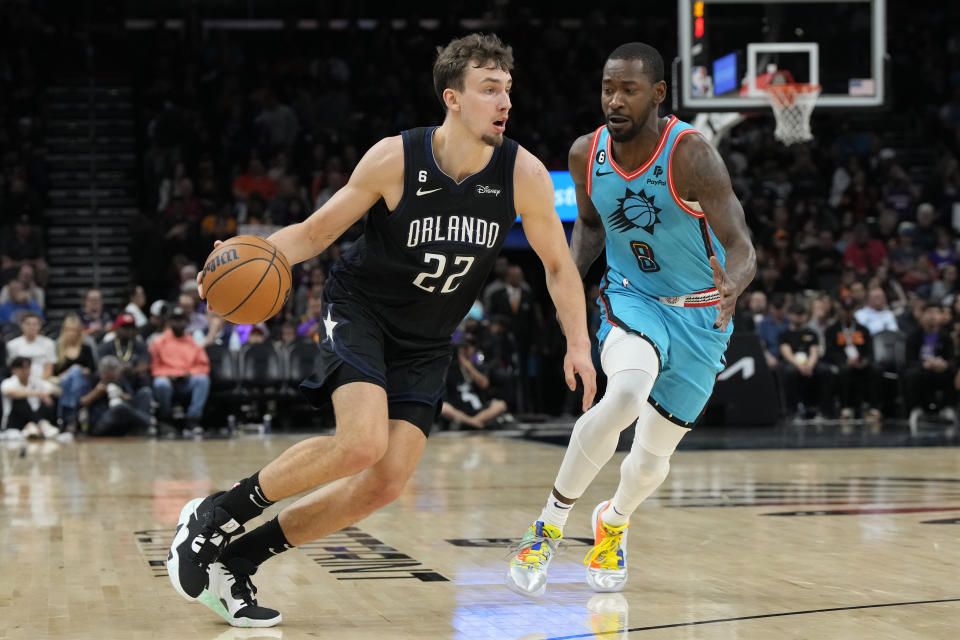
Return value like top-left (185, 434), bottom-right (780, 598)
top-left (220, 517), bottom-right (293, 570)
top-left (215, 471), bottom-right (275, 524)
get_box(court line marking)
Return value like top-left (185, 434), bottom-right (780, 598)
top-left (544, 597), bottom-right (960, 639)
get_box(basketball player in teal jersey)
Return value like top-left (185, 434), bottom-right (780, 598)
top-left (507, 43), bottom-right (756, 596)
top-left (165, 34), bottom-right (596, 627)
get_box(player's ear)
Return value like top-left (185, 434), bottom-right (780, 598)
top-left (652, 80), bottom-right (667, 105)
top-left (443, 87), bottom-right (461, 112)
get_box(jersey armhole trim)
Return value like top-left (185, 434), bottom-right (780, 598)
top-left (667, 128), bottom-right (706, 218)
top-left (391, 129), bottom-right (415, 216)
top-left (584, 125), bottom-right (605, 197)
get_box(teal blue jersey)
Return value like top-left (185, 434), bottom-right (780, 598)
top-left (586, 116), bottom-right (725, 305)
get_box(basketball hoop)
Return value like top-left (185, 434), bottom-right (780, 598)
top-left (763, 83), bottom-right (821, 145)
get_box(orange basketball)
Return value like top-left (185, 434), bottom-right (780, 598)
top-left (201, 235), bottom-right (292, 324)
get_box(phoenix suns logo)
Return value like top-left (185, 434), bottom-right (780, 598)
top-left (608, 188), bottom-right (662, 234)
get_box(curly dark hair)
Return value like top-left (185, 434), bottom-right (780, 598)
top-left (433, 33), bottom-right (514, 110)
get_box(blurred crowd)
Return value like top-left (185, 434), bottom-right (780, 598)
top-left (3, 3), bottom-right (960, 436)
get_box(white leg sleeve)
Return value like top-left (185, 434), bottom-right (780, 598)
top-left (604, 405), bottom-right (690, 525)
top-left (553, 328), bottom-right (660, 499)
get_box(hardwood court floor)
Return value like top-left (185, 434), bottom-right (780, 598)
top-left (1, 433), bottom-right (958, 639)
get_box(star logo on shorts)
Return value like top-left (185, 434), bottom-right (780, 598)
top-left (322, 309), bottom-right (338, 343)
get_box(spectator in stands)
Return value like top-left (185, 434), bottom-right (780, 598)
top-left (809, 230), bottom-right (844, 291)
top-left (53, 314), bottom-right (96, 429)
top-left (178, 291), bottom-right (208, 335)
top-left (297, 293), bottom-right (324, 341)
top-left (0, 264), bottom-right (44, 310)
top-left (274, 320), bottom-right (301, 351)
top-left (481, 256), bottom-right (510, 311)
top-left (929, 227), bottom-right (957, 269)
top-left (156, 162), bottom-right (188, 213)
top-left (930, 263), bottom-right (959, 303)
top-left (779, 301), bottom-right (834, 419)
top-left (0, 215), bottom-right (48, 285)
top-left (843, 223), bottom-right (888, 276)
top-left (0, 356), bottom-right (59, 439)
top-left (890, 222), bottom-right (922, 280)
top-left (79, 355), bottom-right (153, 437)
top-left (905, 303), bottom-right (956, 429)
top-left (293, 262), bottom-right (326, 318)
top-left (480, 314), bottom-right (521, 411)
top-left (233, 156), bottom-right (276, 201)
top-left (149, 305), bottom-right (210, 432)
top-left (0, 280), bottom-right (43, 325)
top-left (487, 265), bottom-right (542, 408)
top-left (824, 297), bottom-right (880, 420)
top-left (757, 294), bottom-right (789, 369)
top-left (98, 313), bottom-right (152, 392)
top-left (144, 300), bottom-right (169, 345)
top-left (194, 308), bottom-right (240, 351)
top-left (913, 202), bottom-right (938, 253)
top-left (122, 284), bottom-right (148, 328)
top-left (441, 335), bottom-right (509, 429)
top-left (806, 294), bottom-right (835, 352)
top-left (855, 287), bottom-right (900, 335)
top-left (254, 88), bottom-right (299, 153)
top-left (6, 312), bottom-right (55, 382)
top-left (79, 288), bottom-right (114, 340)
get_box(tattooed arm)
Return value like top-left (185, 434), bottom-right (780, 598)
top-left (671, 133), bottom-right (757, 330)
top-left (568, 133), bottom-right (607, 280)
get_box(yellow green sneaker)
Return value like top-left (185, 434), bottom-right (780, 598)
top-left (584, 501), bottom-right (628, 592)
top-left (506, 521), bottom-right (562, 597)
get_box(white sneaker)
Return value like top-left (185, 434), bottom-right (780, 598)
top-left (584, 501), bottom-right (629, 592)
top-left (939, 406), bottom-right (956, 423)
top-left (38, 420), bottom-right (60, 439)
top-left (22, 423), bottom-right (42, 439)
top-left (0, 428), bottom-right (24, 441)
top-left (197, 561), bottom-right (281, 628)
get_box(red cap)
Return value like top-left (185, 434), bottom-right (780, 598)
top-left (113, 313), bottom-right (136, 329)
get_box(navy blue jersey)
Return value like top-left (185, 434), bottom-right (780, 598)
top-left (330, 127), bottom-right (519, 341)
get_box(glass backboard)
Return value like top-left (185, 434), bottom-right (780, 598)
top-left (674, 0), bottom-right (886, 112)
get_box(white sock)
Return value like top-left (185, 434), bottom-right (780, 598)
top-left (538, 493), bottom-right (573, 531)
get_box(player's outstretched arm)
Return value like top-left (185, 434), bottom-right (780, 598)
top-left (671, 133), bottom-right (757, 331)
top-left (267, 136), bottom-right (404, 265)
top-left (568, 133), bottom-right (606, 279)
top-left (514, 146), bottom-right (597, 410)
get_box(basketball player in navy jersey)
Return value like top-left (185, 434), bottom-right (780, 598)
top-left (166, 33), bottom-right (596, 627)
top-left (507, 43), bottom-right (756, 596)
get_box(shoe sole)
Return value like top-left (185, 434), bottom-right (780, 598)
top-left (587, 501), bottom-right (627, 593)
top-left (167, 497), bottom-right (205, 601)
top-left (197, 589), bottom-right (283, 628)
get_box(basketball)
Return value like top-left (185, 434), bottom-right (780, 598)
top-left (201, 235), bottom-right (292, 324)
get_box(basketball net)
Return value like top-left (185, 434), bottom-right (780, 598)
top-left (764, 83), bottom-right (821, 145)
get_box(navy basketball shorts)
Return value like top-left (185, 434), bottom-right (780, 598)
top-left (298, 295), bottom-right (452, 436)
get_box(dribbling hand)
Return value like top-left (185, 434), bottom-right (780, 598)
top-left (710, 255), bottom-right (736, 332)
top-left (564, 346), bottom-right (597, 412)
top-left (196, 240), bottom-right (224, 300)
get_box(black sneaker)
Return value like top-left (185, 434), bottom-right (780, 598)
top-left (167, 492), bottom-right (243, 600)
top-left (198, 559), bottom-right (282, 627)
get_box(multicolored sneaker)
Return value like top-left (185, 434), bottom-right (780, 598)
top-left (584, 501), bottom-right (628, 592)
top-left (197, 559), bottom-right (282, 628)
top-left (506, 521), bottom-right (562, 597)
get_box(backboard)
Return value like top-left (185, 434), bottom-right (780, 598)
top-left (674, 0), bottom-right (886, 112)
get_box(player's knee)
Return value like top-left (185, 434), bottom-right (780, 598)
top-left (599, 386), bottom-right (645, 425)
top-left (367, 475), bottom-right (407, 510)
top-left (332, 426), bottom-right (389, 474)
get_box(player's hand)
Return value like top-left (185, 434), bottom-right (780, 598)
top-left (710, 255), bottom-right (736, 332)
top-left (564, 344), bottom-right (597, 412)
top-left (197, 240), bottom-right (224, 299)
